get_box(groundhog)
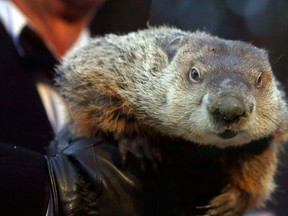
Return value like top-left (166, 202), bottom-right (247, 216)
top-left (55, 26), bottom-right (288, 216)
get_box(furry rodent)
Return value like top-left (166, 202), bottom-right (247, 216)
top-left (55, 26), bottom-right (288, 215)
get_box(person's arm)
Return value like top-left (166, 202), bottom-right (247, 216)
top-left (0, 131), bottom-right (150, 216)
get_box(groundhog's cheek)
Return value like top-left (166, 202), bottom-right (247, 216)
top-left (254, 97), bottom-right (279, 128)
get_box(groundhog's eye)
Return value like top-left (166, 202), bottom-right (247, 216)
top-left (256, 72), bottom-right (263, 88)
top-left (189, 67), bottom-right (201, 83)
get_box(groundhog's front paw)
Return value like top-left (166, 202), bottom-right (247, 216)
top-left (118, 135), bottom-right (161, 170)
top-left (198, 185), bottom-right (249, 216)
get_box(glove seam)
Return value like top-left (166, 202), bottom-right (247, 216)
top-left (44, 155), bottom-right (59, 216)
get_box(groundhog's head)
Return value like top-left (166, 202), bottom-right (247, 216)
top-left (142, 32), bottom-right (288, 147)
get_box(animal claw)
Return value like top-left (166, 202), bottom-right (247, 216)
top-left (196, 204), bottom-right (213, 209)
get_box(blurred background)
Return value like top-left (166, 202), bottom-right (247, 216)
top-left (149, 0), bottom-right (288, 83)
top-left (148, 0), bottom-right (288, 215)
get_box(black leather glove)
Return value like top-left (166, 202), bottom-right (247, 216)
top-left (45, 131), bottom-right (148, 216)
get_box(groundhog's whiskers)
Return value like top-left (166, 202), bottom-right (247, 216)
top-left (271, 55), bottom-right (285, 65)
top-left (261, 112), bottom-right (288, 133)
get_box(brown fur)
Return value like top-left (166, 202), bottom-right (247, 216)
top-left (55, 26), bottom-right (288, 215)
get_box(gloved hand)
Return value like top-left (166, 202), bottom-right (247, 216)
top-left (45, 130), bottom-right (146, 216)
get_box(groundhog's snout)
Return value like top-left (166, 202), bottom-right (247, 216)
top-left (210, 95), bottom-right (251, 125)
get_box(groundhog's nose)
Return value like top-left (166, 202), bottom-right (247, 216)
top-left (211, 95), bottom-right (247, 125)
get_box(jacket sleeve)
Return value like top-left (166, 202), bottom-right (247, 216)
top-left (0, 142), bottom-right (50, 216)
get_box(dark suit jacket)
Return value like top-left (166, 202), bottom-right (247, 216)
top-left (0, 22), bottom-right (54, 153)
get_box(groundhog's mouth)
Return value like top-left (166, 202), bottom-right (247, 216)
top-left (218, 130), bottom-right (238, 139)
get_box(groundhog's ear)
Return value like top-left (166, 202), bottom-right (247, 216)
top-left (165, 37), bottom-right (186, 61)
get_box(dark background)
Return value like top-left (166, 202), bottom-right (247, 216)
top-left (149, 1), bottom-right (288, 215)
